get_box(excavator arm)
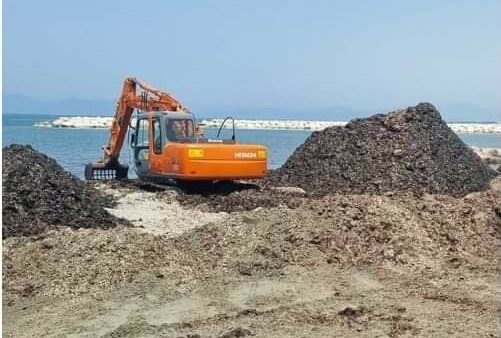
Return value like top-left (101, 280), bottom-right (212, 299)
top-left (85, 77), bottom-right (187, 179)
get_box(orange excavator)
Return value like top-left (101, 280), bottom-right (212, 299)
top-left (85, 77), bottom-right (267, 182)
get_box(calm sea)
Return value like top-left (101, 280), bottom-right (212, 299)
top-left (3, 114), bottom-right (500, 179)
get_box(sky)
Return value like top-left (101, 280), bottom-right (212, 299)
top-left (3, 0), bottom-right (501, 120)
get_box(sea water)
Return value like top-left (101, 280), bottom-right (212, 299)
top-left (3, 114), bottom-right (500, 179)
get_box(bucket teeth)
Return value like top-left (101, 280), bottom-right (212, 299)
top-left (84, 163), bottom-right (128, 180)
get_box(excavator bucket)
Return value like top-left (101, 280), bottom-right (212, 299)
top-left (84, 162), bottom-right (128, 180)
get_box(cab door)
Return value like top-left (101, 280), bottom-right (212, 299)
top-left (148, 116), bottom-right (168, 175)
top-left (133, 117), bottom-right (150, 179)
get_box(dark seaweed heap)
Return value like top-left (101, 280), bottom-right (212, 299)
top-left (266, 103), bottom-right (497, 196)
top-left (2, 145), bottom-right (122, 238)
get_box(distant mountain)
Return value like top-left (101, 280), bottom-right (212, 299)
top-left (3, 94), bottom-right (114, 116)
top-left (2, 94), bottom-right (364, 120)
top-left (3, 94), bottom-right (498, 122)
top-left (198, 105), bottom-right (365, 121)
top-left (436, 102), bottom-right (500, 123)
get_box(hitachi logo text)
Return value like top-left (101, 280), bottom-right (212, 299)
top-left (234, 152), bottom-right (257, 158)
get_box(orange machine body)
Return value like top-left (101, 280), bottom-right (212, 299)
top-left (149, 142), bottom-right (267, 181)
top-left (133, 111), bottom-right (267, 181)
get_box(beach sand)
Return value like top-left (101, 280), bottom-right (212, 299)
top-left (3, 177), bottom-right (500, 338)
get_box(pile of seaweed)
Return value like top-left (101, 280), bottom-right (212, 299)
top-left (2, 144), bottom-right (122, 238)
top-left (265, 103), bottom-right (497, 196)
top-left (176, 184), bottom-right (306, 212)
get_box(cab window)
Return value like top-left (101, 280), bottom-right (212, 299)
top-left (136, 119), bottom-right (149, 147)
top-left (166, 119), bottom-right (194, 141)
top-left (152, 118), bottom-right (162, 154)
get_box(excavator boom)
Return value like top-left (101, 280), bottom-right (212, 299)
top-left (104, 77), bottom-right (186, 162)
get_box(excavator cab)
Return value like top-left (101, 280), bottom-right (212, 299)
top-left (131, 111), bottom-right (197, 180)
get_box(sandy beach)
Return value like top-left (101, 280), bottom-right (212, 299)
top-left (3, 176), bottom-right (500, 337)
